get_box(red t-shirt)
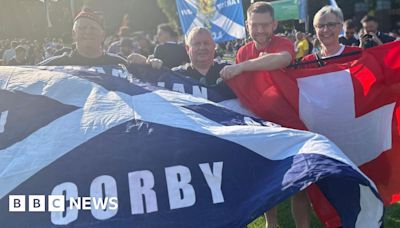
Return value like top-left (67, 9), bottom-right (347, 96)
top-left (236, 35), bottom-right (295, 63)
top-left (227, 36), bottom-right (307, 129)
top-left (301, 45), bottom-right (362, 68)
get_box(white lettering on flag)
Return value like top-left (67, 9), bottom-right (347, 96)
top-left (165, 165), bottom-right (196, 209)
top-left (0, 110), bottom-right (8, 133)
top-left (172, 83), bottom-right (185, 93)
top-left (298, 69), bottom-right (394, 165)
top-left (192, 86), bottom-right (208, 99)
top-left (88, 67), bottom-right (105, 74)
top-left (111, 69), bottom-right (128, 79)
top-left (51, 182), bottom-right (79, 225)
top-left (199, 162), bottom-right (224, 204)
top-left (90, 175), bottom-right (118, 220)
top-left (128, 170), bottom-right (158, 214)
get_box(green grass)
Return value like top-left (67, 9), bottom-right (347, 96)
top-left (247, 201), bottom-right (400, 228)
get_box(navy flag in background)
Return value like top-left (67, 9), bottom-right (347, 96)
top-left (0, 66), bottom-right (383, 227)
top-left (176, 0), bottom-right (246, 43)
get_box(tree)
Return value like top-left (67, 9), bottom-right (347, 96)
top-left (156, 0), bottom-right (179, 28)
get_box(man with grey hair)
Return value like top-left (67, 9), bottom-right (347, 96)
top-left (173, 27), bottom-right (231, 86)
top-left (313, 5), bottom-right (344, 25)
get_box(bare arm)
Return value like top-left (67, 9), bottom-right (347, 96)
top-left (241, 51), bottom-right (292, 71)
top-left (220, 51), bottom-right (292, 80)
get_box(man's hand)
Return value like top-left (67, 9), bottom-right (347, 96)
top-left (127, 53), bottom-right (147, 65)
top-left (127, 53), bottom-right (163, 69)
top-left (220, 63), bottom-right (244, 80)
top-left (370, 33), bottom-right (383, 45)
top-left (146, 56), bottom-right (163, 69)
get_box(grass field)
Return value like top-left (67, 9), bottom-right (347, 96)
top-left (247, 200), bottom-right (400, 228)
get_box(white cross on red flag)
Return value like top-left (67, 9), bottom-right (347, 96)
top-left (227, 41), bottom-right (400, 227)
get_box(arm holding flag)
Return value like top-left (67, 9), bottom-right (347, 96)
top-left (219, 50), bottom-right (292, 80)
top-left (0, 64), bottom-right (385, 227)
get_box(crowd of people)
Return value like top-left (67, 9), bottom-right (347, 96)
top-left (0, 2), bottom-right (399, 227)
top-left (0, 6), bottom-right (398, 69)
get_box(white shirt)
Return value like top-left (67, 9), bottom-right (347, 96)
top-left (2, 48), bottom-right (16, 64)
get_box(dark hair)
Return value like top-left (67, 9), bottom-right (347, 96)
top-left (11, 41), bottom-right (19, 48)
top-left (361, 15), bottom-right (378, 24)
top-left (247, 2), bottom-right (274, 19)
top-left (15, 46), bottom-right (26, 54)
top-left (120, 38), bottom-right (133, 48)
top-left (343, 19), bottom-right (357, 29)
top-left (157, 23), bottom-right (178, 38)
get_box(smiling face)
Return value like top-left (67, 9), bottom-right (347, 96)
top-left (72, 18), bottom-right (105, 53)
top-left (186, 30), bottom-right (215, 69)
top-left (314, 12), bottom-right (342, 49)
top-left (247, 12), bottom-right (277, 49)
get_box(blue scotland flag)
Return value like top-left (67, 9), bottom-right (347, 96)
top-left (176, 0), bottom-right (246, 43)
top-left (0, 66), bottom-right (383, 227)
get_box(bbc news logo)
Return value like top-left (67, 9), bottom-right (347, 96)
top-left (9, 195), bottom-right (118, 212)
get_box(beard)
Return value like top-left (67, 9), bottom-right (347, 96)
top-left (252, 33), bottom-right (271, 47)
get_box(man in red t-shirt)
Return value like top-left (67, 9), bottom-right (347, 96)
top-left (220, 2), bottom-right (309, 228)
top-left (219, 3), bottom-right (295, 79)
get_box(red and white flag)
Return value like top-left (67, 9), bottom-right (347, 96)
top-left (227, 41), bottom-right (400, 227)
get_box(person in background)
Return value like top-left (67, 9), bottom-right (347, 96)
top-left (393, 21), bottom-right (400, 40)
top-left (311, 38), bottom-right (321, 54)
top-left (0, 43), bottom-right (4, 65)
top-left (305, 33), bottom-right (314, 55)
top-left (339, 19), bottom-right (360, 47)
top-left (2, 41), bottom-right (18, 65)
top-left (153, 23), bottom-right (189, 68)
top-left (295, 31), bottom-right (309, 61)
top-left (360, 15), bottom-right (395, 48)
top-left (118, 38), bottom-right (135, 59)
top-left (107, 26), bottom-right (132, 54)
top-left (132, 31), bottom-right (154, 58)
top-left (7, 46), bottom-right (28, 65)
